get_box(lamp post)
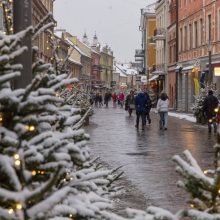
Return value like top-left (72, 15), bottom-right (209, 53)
top-left (207, 15), bottom-right (212, 86)
top-left (13, 0), bottom-right (32, 88)
top-left (208, 42), bottom-right (212, 86)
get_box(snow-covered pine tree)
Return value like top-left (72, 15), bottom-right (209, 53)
top-left (192, 88), bottom-right (207, 123)
top-left (0, 26), bottom-right (131, 220)
top-left (122, 130), bottom-right (220, 220)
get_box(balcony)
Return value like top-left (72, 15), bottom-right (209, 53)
top-left (153, 28), bottom-right (166, 41)
top-left (135, 49), bottom-right (145, 58)
top-left (152, 63), bottom-right (166, 75)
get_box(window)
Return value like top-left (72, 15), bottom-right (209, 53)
top-left (218, 10), bottom-right (220, 40)
top-left (180, 28), bottom-right (183, 52)
top-left (173, 44), bottom-right (176, 62)
top-left (184, 26), bottom-right (187, 50)
top-left (194, 21), bottom-right (198, 48)
top-left (200, 18), bottom-right (203, 45)
top-left (207, 14), bottom-right (212, 43)
top-left (189, 24), bottom-right (192, 49)
top-left (169, 46), bottom-right (172, 63)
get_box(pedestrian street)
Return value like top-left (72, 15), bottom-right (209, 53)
top-left (86, 106), bottom-right (216, 212)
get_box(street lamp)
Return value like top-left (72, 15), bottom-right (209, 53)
top-left (207, 42), bottom-right (212, 86)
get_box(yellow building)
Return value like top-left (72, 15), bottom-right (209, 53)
top-left (139, 4), bottom-right (156, 80)
top-left (69, 36), bottom-right (92, 89)
top-left (147, 18), bottom-right (156, 74)
top-left (100, 45), bottom-right (114, 88)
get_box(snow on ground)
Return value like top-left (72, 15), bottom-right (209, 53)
top-left (168, 112), bottom-right (196, 123)
top-left (152, 108), bottom-right (196, 123)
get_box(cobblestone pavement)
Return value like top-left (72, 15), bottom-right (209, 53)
top-left (85, 105), bottom-right (216, 213)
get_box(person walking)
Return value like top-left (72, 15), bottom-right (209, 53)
top-left (119, 92), bottom-right (125, 108)
top-left (135, 91), bottom-right (148, 130)
top-left (125, 90), bottom-right (135, 116)
top-left (203, 90), bottom-right (219, 133)
top-left (112, 92), bottom-right (117, 107)
top-left (144, 90), bottom-right (152, 124)
top-left (156, 92), bottom-right (169, 130)
top-left (104, 90), bottom-right (111, 108)
top-left (98, 93), bottom-right (103, 107)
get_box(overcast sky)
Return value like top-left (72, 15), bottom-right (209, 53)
top-left (54, 0), bottom-right (156, 63)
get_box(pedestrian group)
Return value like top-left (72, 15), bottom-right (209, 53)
top-left (90, 88), bottom-right (220, 134)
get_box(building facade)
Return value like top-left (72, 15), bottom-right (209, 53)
top-left (32, 0), bottom-right (55, 63)
top-left (100, 45), bottom-right (114, 89)
top-left (91, 34), bottom-right (102, 88)
top-left (154, 0), bottom-right (170, 94)
top-left (137, 4), bottom-right (157, 93)
top-left (177, 0), bottom-right (220, 112)
top-left (167, 0), bottom-right (178, 109)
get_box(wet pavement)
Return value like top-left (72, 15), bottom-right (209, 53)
top-left (85, 105), bottom-right (217, 213)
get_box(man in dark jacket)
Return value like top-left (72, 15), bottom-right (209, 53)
top-left (135, 91), bottom-right (148, 130)
top-left (144, 90), bottom-right (152, 124)
top-left (203, 90), bottom-right (219, 133)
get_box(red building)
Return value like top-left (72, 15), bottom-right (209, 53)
top-left (167, 0), bottom-right (178, 109)
top-left (176, 0), bottom-right (220, 112)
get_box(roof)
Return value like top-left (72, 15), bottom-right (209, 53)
top-left (115, 63), bottom-right (138, 75)
top-left (54, 31), bottom-right (62, 39)
top-left (68, 58), bottom-right (82, 66)
top-left (65, 39), bottom-right (91, 59)
top-left (114, 65), bottom-right (127, 77)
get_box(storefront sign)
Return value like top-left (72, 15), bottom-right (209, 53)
top-left (214, 67), bottom-right (220, 76)
top-left (141, 76), bottom-right (147, 83)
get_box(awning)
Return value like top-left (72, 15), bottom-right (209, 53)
top-left (151, 70), bottom-right (165, 75)
top-left (148, 75), bottom-right (159, 81)
top-left (182, 65), bottom-right (194, 72)
top-left (175, 65), bottom-right (182, 70)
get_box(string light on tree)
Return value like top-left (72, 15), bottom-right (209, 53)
top-left (25, 125), bottom-right (36, 132)
top-left (32, 170), bottom-right (37, 176)
top-left (16, 203), bottom-right (22, 210)
top-left (8, 208), bottom-right (13, 214)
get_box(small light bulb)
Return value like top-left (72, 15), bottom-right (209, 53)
top-left (209, 119), bottom-right (212, 123)
top-left (41, 171), bottom-right (45, 175)
top-left (190, 204), bottom-right (194, 208)
top-left (38, 171), bottom-right (41, 174)
top-left (204, 170), bottom-right (208, 174)
top-left (16, 203), bottom-right (22, 210)
top-left (14, 154), bottom-right (20, 160)
top-left (15, 160), bottom-right (21, 167)
top-left (32, 170), bottom-right (36, 176)
top-left (214, 108), bottom-right (219, 113)
top-left (29, 125), bottom-right (35, 131)
top-left (8, 208), bottom-right (13, 214)
top-left (218, 189), bottom-right (220, 194)
top-left (0, 116), bottom-right (3, 121)
top-left (69, 214), bottom-right (73, 218)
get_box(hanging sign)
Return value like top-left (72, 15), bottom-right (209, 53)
top-left (214, 67), bottom-right (220, 76)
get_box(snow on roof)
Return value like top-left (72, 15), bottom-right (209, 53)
top-left (65, 39), bottom-right (91, 58)
top-left (115, 63), bottom-right (138, 75)
top-left (68, 58), bottom-right (82, 66)
top-left (143, 2), bottom-right (156, 14)
top-left (54, 31), bottom-right (63, 39)
top-left (114, 65), bottom-right (127, 77)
